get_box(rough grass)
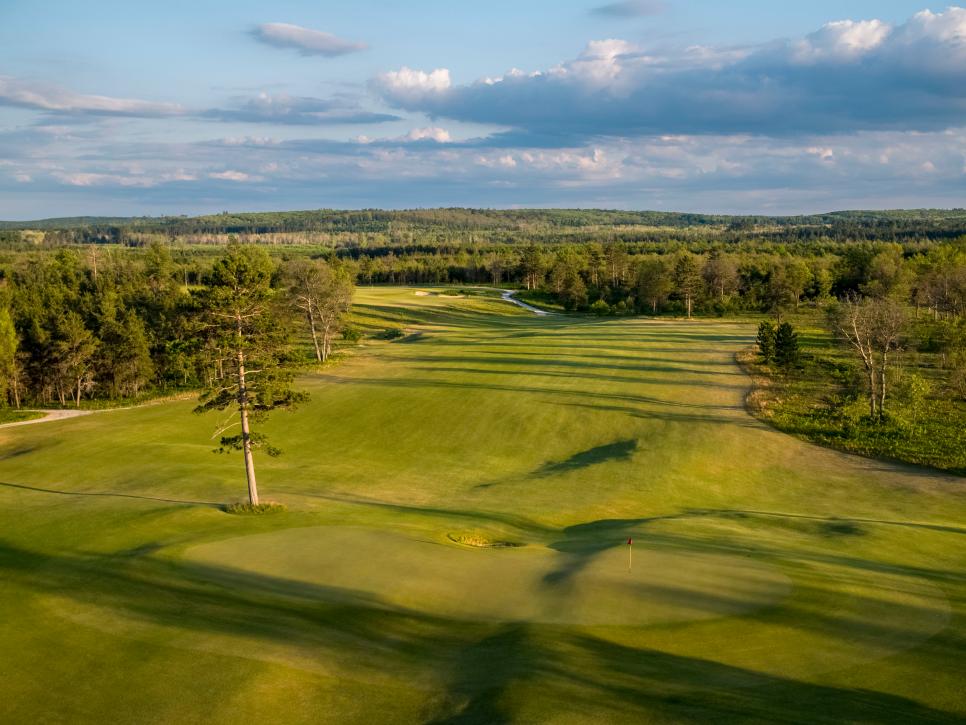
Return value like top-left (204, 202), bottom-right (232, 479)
top-left (738, 315), bottom-right (966, 475)
top-left (0, 409), bottom-right (43, 425)
top-left (0, 287), bottom-right (964, 723)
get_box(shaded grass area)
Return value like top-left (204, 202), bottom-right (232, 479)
top-left (0, 287), bottom-right (964, 723)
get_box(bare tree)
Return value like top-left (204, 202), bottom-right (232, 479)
top-left (285, 259), bottom-right (353, 364)
top-left (835, 294), bottom-right (906, 420)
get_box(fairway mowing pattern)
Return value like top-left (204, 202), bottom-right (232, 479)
top-left (1, 286), bottom-right (964, 724)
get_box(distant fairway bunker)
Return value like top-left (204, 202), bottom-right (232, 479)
top-left (185, 526), bottom-right (792, 627)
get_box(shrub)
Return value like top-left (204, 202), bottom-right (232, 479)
top-left (894, 373), bottom-right (932, 425)
top-left (375, 327), bottom-right (405, 340)
top-left (342, 326), bottom-right (362, 343)
top-left (590, 299), bottom-right (611, 316)
top-left (223, 501), bottom-right (287, 515)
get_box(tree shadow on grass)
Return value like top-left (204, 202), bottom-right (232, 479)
top-left (0, 443), bottom-right (49, 462)
top-left (532, 439), bottom-right (638, 478)
top-left (549, 401), bottom-right (759, 429)
top-left (293, 490), bottom-right (555, 537)
top-left (320, 375), bottom-right (747, 414)
top-left (685, 508), bottom-right (966, 537)
top-left (0, 480), bottom-right (222, 508)
top-left (410, 365), bottom-right (748, 391)
top-left (0, 540), bottom-right (959, 722)
top-left (429, 624), bottom-right (958, 724)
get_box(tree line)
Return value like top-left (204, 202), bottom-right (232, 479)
top-left (0, 243), bottom-right (353, 410)
top-left (5, 207), bottom-right (966, 249)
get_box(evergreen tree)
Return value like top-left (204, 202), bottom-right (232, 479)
top-left (0, 303), bottom-right (20, 408)
top-left (194, 245), bottom-right (307, 505)
top-left (99, 310), bottom-right (154, 398)
top-left (637, 257), bottom-right (672, 314)
top-left (774, 322), bottom-right (800, 369)
top-left (757, 321), bottom-right (776, 363)
top-left (673, 252), bottom-right (702, 319)
top-left (51, 312), bottom-right (97, 406)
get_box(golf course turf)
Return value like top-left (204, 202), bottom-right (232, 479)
top-left (1, 287), bottom-right (964, 723)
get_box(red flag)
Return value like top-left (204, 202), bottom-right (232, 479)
top-left (627, 537), bottom-right (633, 546)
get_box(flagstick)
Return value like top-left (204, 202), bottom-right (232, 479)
top-left (628, 543), bottom-right (632, 572)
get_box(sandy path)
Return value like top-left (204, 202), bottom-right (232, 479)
top-left (500, 289), bottom-right (552, 316)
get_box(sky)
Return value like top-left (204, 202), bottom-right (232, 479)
top-left (1, 1), bottom-right (964, 218)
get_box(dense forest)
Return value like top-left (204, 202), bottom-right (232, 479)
top-left (0, 243), bottom-right (352, 409)
top-left (0, 210), bottom-right (964, 449)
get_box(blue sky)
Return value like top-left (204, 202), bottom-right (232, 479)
top-left (1, 1), bottom-right (964, 217)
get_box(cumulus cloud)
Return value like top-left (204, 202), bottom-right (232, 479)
top-left (251, 23), bottom-right (367, 57)
top-left (402, 127), bottom-right (452, 143)
top-left (792, 19), bottom-right (891, 61)
top-left (372, 67), bottom-right (452, 105)
top-left (591, 1), bottom-right (666, 18)
top-left (202, 92), bottom-right (399, 125)
top-left (0, 76), bottom-right (183, 117)
top-left (373, 7), bottom-right (966, 138)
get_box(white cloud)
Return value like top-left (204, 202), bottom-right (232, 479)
top-left (209, 170), bottom-right (257, 182)
top-left (807, 146), bottom-right (835, 161)
top-left (373, 67), bottom-right (452, 104)
top-left (373, 7), bottom-right (966, 138)
top-left (51, 169), bottom-right (197, 187)
top-left (794, 19), bottom-right (892, 61)
top-left (403, 127), bottom-right (452, 143)
top-left (0, 75), bottom-right (183, 117)
top-left (251, 23), bottom-right (367, 57)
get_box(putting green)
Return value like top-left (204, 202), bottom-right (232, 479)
top-left (184, 526), bottom-right (792, 626)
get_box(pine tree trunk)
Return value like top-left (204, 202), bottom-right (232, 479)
top-left (236, 349), bottom-right (259, 506)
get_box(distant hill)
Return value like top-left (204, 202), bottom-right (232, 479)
top-left (3, 208), bottom-right (966, 244)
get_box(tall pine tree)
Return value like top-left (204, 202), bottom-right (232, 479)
top-left (194, 245), bottom-right (307, 506)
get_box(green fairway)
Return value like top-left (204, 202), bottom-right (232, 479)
top-left (1, 287), bottom-right (964, 723)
